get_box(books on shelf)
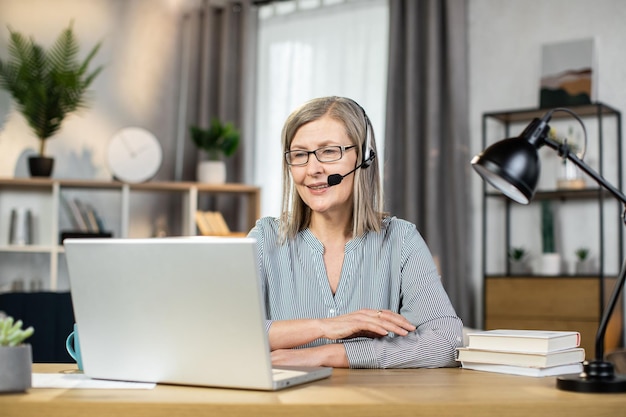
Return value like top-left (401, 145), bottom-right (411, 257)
top-left (465, 329), bottom-right (581, 353)
top-left (460, 362), bottom-right (583, 377)
top-left (456, 347), bottom-right (585, 368)
top-left (61, 197), bottom-right (106, 233)
top-left (195, 211), bottom-right (231, 236)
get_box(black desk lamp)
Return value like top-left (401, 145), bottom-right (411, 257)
top-left (471, 107), bottom-right (626, 393)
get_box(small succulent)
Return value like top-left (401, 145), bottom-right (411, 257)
top-left (575, 247), bottom-right (590, 261)
top-left (0, 316), bottom-right (34, 347)
top-left (508, 247), bottom-right (528, 261)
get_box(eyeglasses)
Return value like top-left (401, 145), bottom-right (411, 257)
top-left (285, 145), bottom-right (356, 166)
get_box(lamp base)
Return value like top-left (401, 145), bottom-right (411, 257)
top-left (557, 360), bottom-right (626, 393)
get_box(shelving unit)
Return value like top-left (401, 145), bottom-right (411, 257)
top-left (480, 102), bottom-right (624, 356)
top-left (0, 178), bottom-right (261, 291)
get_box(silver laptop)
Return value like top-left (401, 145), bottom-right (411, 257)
top-left (64, 236), bottom-right (332, 390)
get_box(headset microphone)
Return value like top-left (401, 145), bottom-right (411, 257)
top-left (327, 97), bottom-right (376, 187)
top-left (327, 151), bottom-right (376, 187)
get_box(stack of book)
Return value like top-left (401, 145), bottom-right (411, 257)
top-left (195, 211), bottom-right (232, 236)
top-left (457, 329), bottom-right (585, 377)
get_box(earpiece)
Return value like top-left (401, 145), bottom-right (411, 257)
top-left (361, 116), bottom-right (375, 168)
top-left (348, 98), bottom-right (375, 168)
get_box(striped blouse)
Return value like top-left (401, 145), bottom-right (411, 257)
top-left (248, 216), bottom-right (464, 369)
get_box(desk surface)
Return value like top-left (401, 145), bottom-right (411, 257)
top-left (2, 364), bottom-right (625, 417)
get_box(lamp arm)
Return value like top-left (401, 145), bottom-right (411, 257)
top-left (544, 136), bottom-right (626, 360)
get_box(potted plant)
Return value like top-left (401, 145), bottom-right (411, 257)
top-left (508, 246), bottom-right (530, 274)
top-left (0, 22), bottom-right (103, 177)
top-left (0, 316), bottom-right (34, 393)
top-left (540, 200), bottom-right (561, 275)
top-left (575, 247), bottom-right (592, 275)
top-left (190, 118), bottom-right (240, 184)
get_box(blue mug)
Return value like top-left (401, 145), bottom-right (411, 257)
top-left (65, 323), bottom-right (83, 371)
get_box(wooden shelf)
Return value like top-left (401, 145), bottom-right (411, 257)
top-left (486, 188), bottom-right (610, 200)
top-left (479, 103), bottom-right (624, 350)
top-left (0, 178), bottom-right (261, 291)
top-left (483, 102), bottom-right (620, 123)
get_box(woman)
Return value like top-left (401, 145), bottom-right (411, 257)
top-left (248, 96), bottom-right (463, 368)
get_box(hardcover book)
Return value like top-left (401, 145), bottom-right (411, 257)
top-left (456, 347), bottom-right (585, 368)
top-left (460, 361), bottom-right (583, 377)
top-left (466, 330), bottom-right (581, 353)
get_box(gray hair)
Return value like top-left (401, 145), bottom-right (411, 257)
top-left (279, 96), bottom-right (384, 242)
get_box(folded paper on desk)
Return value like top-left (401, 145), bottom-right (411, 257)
top-left (32, 373), bottom-right (156, 389)
top-left (466, 329), bottom-right (581, 353)
top-left (460, 362), bottom-right (583, 377)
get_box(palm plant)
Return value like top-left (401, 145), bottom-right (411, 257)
top-left (0, 22), bottom-right (102, 156)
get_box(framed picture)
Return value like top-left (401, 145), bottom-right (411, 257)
top-left (539, 38), bottom-right (595, 108)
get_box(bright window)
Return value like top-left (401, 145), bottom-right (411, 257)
top-left (253, 0), bottom-right (389, 217)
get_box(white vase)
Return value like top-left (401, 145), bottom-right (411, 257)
top-left (541, 253), bottom-right (561, 275)
top-left (197, 161), bottom-right (226, 184)
top-left (0, 344), bottom-right (32, 393)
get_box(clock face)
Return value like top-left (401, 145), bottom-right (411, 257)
top-left (107, 127), bottom-right (163, 183)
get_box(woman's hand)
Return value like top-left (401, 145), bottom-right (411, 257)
top-left (268, 309), bottom-right (416, 351)
top-left (321, 309), bottom-right (416, 340)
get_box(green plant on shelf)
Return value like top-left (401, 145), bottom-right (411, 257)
top-left (508, 247), bottom-right (528, 261)
top-left (541, 200), bottom-right (556, 253)
top-left (575, 247), bottom-right (590, 262)
top-left (189, 118), bottom-right (240, 161)
top-left (0, 21), bottom-right (103, 157)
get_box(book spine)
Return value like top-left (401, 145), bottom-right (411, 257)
top-left (63, 197), bottom-right (88, 232)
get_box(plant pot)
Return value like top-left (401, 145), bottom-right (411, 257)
top-left (197, 160), bottom-right (226, 184)
top-left (510, 260), bottom-right (531, 275)
top-left (541, 253), bottom-right (561, 275)
top-left (575, 259), bottom-right (595, 275)
top-left (0, 344), bottom-right (32, 393)
top-left (28, 156), bottom-right (54, 177)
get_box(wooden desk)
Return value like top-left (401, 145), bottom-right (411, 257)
top-left (3, 364), bottom-right (625, 417)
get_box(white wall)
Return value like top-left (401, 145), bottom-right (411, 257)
top-left (468, 0), bottom-right (626, 323)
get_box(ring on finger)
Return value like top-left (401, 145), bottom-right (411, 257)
top-left (377, 310), bottom-right (382, 318)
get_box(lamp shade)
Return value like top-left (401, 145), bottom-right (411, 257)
top-left (471, 136), bottom-right (541, 204)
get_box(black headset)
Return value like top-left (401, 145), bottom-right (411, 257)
top-left (327, 98), bottom-right (376, 187)
top-left (347, 98), bottom-right (376, 168)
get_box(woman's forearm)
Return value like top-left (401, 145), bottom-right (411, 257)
top-left (268, 318), bottom-right (325, 350)
top-left (271, 343), bottom-right (349, 368)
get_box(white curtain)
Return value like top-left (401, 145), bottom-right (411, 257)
top-left (253, 0), bottom-right (389, 217)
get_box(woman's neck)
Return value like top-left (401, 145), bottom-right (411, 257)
top-left (309, 212), bottom-right (352, 241)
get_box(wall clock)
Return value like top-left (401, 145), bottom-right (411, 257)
top-left (107, 127), bottom-right (163, 183)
